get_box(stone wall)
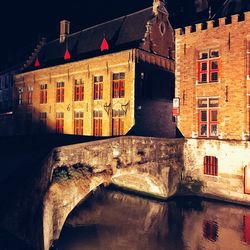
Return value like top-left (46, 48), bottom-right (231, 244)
top-left (184, 139), bottom-right (250, 205)
top-left (42, 136), bottom-right (184, 250)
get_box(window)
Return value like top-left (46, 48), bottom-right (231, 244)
top-left (18, 87), bottom-right (23, 105)
top-left (74, 79), bottom-right (84, 101)
top-left (93, 110), bottom-right (102, 136)
top-left (39, 112), bottom-right (47, 132)
top-left (94, 76), bottom-right (103, 100)
top-left (204, 156), bottom-right (218, 176)
top-left (56, 82), bottom-right (64, 103)
top-left (198, 49), bottom-right (220, 83)
top-left (247, 41), bottom-right (250, 79)
top-left (40, 84), bottom-right (47, 104)
top-left (74, 111), bottom-right (84, 135)
top-left (27, 86), bottom-right (33, 105)
top-left (203, 220), bottom-right (218, 242)
top-left (198, 98), bottom-right (219, 137)
top-left (244, 215), bottom-right (250, 245)
top-left (56, 112), bottom-right (64, 134)
top-left (112, 109), bottom-right (125, 136)
top-left (112, 73), bottom-right (125, 98)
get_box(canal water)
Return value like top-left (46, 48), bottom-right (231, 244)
top-left (54, 188), bottom-right (250, 250)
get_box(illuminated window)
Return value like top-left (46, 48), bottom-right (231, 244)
top-left (56, 112), bottom-right (64, 134)
top-left (247, 42), bottom-right (250, 79)
top-left (39, 112), bottom-right (47, 132)
top-left (27, 86), bottom-right (33, 105)
top-left (112, 73), bottom-right (125, 98)
top-left (56, 82), bottom-right (64, 103)
top-left (18, 87), bottom-right (23, 105)
top-left (74, 79), bottom-right (84, 101)
top-left (198, 98), bottom-right (219, 137)
top-left (40, 84), bottom-right (47, 104)
top-left (94, 76), bottom-right (103, 100)
top-left (203, 220), bottom-right (218, 242)
top-left (74, 111), bottom-right (84, 135)
top-left (204, 156), bottom-right (218, 176)
top-left (93, 110), bottom-right (102, 136)
top-left (198, 49), bottom-right (220, 83)
top-left (112, 109), bottom-right (125, 136)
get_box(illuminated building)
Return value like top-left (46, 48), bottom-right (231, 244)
top-left (14, 0), bottom-right (175, 137)
top-left (175, 10), bottom-right (250, 140)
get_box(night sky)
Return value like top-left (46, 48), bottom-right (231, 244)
top-left (0, 0), bottom-right (153, 69)
top-left (0, 0), bottom-right (225, 70)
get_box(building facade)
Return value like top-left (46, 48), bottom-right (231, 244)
top-left (14, 0), bottom-right (175, 137)
top-left (175, 11), bottom-right (250, 140)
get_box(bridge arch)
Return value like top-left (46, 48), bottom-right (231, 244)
top-left (41, 136), bottom-right (183, 250)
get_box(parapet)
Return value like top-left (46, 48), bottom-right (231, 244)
top-left (175, 11), bottom-right (250, 36)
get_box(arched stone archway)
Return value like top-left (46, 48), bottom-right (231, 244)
top-left (41, 136), bottom-right (184, 250)
top-left (43, 176), bottom-right (109, 250)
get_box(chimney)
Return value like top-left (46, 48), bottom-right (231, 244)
top-left (153, 0), bottom-right (165, 15)
top-left (60, 20), bottom-right (70, 43)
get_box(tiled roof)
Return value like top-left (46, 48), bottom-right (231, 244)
top-left (26, 7), bottom-right (154, 72)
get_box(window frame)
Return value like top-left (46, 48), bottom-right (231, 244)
top-left (197, 97), bottom-right (219, 138)
top-left (74, 110), bottom-right (84, 135)
top-left (56, 112), bottom-right (64, 134)
top-left (40, 84), bottom-right (47, 104)
top-left (247, 41), bottom-right (250, 80)
top-left (93, 110), bottom-right (102, 136)
top-left (18, 87), bottom-right (23, 105)
top-left (204, 156), bottom-right (218, 176)
top-left (93, 76), bottom-right (103, 100)
top-left (197, 49), bottom-right (220, 84)
top-left (74, 79), bottom-right (84, 102)
top-left (112, 72), bottom-right (125, 98)
top-left (56, 82), bottom-right (64, 103)
top-left (27, 86), bottom-right (33, 105)
top-left (112, 109), bottom-right (125, 136)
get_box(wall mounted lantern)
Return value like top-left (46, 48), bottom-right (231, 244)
top-left (104, 102), bottom-right (111, 115)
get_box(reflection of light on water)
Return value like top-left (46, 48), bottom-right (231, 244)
top-left (203, 220), bottom-right (218, 242)
top-left (243, 215), bottom-right (250, 245)
top-left (56, 190), bottom-right (250, 250)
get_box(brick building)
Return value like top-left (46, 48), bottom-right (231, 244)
top-left (14, 0), bottom-right (175, 137)
top-left (175, 10), bottom-right (250, 140)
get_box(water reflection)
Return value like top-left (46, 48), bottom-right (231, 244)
top-left (56, 188), bottom-right (250, 250)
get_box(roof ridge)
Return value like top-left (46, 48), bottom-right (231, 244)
top-left (45, 6), bottom-right (153, 45)
top-left (66, 6), bottom-right (153, 39)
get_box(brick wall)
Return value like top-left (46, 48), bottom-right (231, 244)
top-left (175, 12), bottom-right (250, 140)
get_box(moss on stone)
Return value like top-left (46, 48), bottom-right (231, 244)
top-left (178, 176), bottom-right (204, 194)
top-left (52, 163), bottom-right (93, 183)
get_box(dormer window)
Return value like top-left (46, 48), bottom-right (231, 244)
top-left (64, 49), bottom-right (71, 60)
top-left (35, 57), bottom-right (40, 67)
top-left (100, 37), bottom-right (109, 52)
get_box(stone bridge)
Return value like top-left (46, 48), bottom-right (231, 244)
top-left (42, 136), bottom-right (184, 250)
